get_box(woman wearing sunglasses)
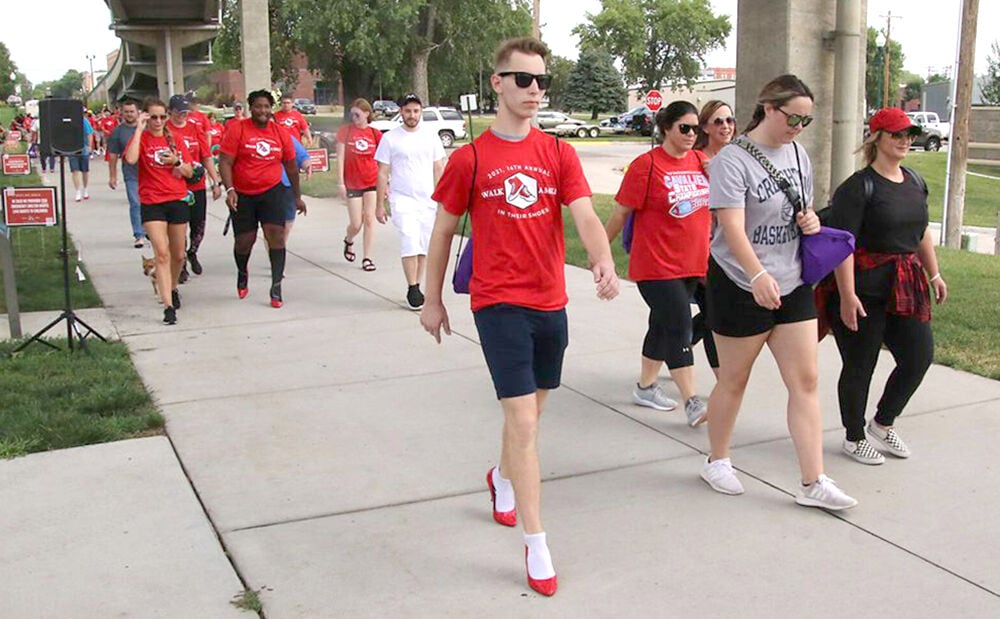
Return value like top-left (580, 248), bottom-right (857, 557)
top-left (336, 98), bottom-right (382, 271)
top-left (700, 74), bottom-right (857, 510)
top-left (124, 98), bottom-right (194, 325)
top-left (605, 100), bottom-right (711, 426)
top-left (824, 108), bottom-right (945, 465)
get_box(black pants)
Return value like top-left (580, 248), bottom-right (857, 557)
top-left (831, 299), bottom-right (934, 441)
top-left (637, 278), bottom-right (697, 370)
top-left (188, 188), bottom-right (207, 254)
top-left (691, 280), bottom-right (719, 369)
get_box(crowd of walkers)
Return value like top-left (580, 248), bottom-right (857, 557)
top-left (93, 35), bottom-right (947, 598)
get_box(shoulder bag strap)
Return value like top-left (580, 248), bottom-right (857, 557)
top-left (733, 137), bottom-right (804, 214)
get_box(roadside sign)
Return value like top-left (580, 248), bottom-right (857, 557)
top-left (2, 154), bottom-right (31, 175)
top-left (644, 90), bottom-right (663, 112)
top-left (307, 149), bottom-right (329, 173)
top-left (2, 186), bottom-right (58, 227)
top-left (8, 130), bottom-right (22, 143)
top-left (460, 94), bottom-right (478, 112)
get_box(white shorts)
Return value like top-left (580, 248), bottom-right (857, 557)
top-left (391, 201), bottom-right (436, 257)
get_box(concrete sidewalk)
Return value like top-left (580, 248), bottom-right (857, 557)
top-left (3, 162), bottom-right (999, 617)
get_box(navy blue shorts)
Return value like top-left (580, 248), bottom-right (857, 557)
top-left (473, 304), bottom-right (569, 399)
top-left (280, 184), bottom-right (297, 221)
top-left (68, 154), bottom-right (90, 173)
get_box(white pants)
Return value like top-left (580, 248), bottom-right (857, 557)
top-left (391, 201), bottom-right (437, 257)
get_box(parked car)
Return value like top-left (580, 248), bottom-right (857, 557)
top-left (911, 124), bottom-right (945, 152)
top-left (293, 98), bottom-right (317, 115)
top-left (907, 111), bottom-right (950, 140)
top-left (370, 106), bottom-right (467, 147)
top-left (599, 116), bottom-right (627, 135)
top-left (535, 110), bottom-right (601, 138)
top-left (372, 99), bottom-right (400, 118)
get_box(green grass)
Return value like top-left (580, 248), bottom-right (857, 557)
top-left (0, 106), bottom-right (15, 127)
top-left (0, 225), bottom-right (103, 313)
top-left (300, 167), bottom-right (341, 199)
top-left (904, 151), bottom-right (1000, 227)
top-left (0, 339), bottom-right (164, 458)
top-left (230, 588), bottom-right (263, 613)
top-left (566, 194), bottom-right (1000, 381)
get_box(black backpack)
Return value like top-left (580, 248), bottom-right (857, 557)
top-left (817, 166), bottom-right (927, 226)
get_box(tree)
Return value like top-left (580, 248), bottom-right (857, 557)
top-left (573, 0), bottom-right (730, 90)
top-left (564, 48), bottom-right (625, 119)
top-left (865, 26), bottom-right (904, 109)
top-left (34, 70), bottom-right (84, 99)
top-left (901, 70), bottom-right (923, 103)
top-left (0, 42), bottom-right (19, 100)
top-left (981, 41), bottom-right (1000, 106)
top-left (543, 55), bottom-right (575, 111)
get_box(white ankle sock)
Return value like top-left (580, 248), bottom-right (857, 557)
top-left (492, 467), bottom-right (515, 512)
top-left (524, 532), bottom-right (555, 579)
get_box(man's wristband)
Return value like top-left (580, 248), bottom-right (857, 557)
top-left (929, 273), bottom-right (942, 283)
top-left (226, 187), bottom-right (236, 194)
top-left (750, 269), bottom-right (768, 284)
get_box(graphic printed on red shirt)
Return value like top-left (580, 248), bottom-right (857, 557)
top-left (99, 116), bottom-right (118, 137)
top-left (615, 148), bottom-right (711, 281)
top-left (169, 122), bottom-right (211, 190)
top-left (207, 122), bottom-right (223, 149)
top-left (336, 124), bottom-right (381, 190)
top-left (219, 118), bottom-right (294, 196)
top-left (135, 132), bottom-right (189, 205)
top-left (274, 109), bottom-right (308, 142)
top-left (186, 109), bottom-right (210, 135)
top-left (433, 128), bottom-right (591, 312)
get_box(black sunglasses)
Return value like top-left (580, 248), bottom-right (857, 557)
top-left (677, 124), bottom-right (697, 135)
top-left (148, 114), bottom-right (168, 120)
top-left (777, 108), bottom-right (813, 128)
top-left (712, 116), bottom-right (736, 126)
top-left (497, 71), bottom-right (553, 90)
top-left (887, 127), bottom-right (921, 140)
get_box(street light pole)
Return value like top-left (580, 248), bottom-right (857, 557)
top-left (86, 54), bottom-right (96, 103)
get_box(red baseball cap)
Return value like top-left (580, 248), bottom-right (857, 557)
top-left (869, 108), bottom-right (918, 134)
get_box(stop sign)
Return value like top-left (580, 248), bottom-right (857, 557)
top-left (645, 90), bottom-right (664, 112)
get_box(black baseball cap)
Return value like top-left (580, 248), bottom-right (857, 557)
top-left (168, 94), bottom-right (190, 112)
top-left (400, 93), bottom-right (422, 106)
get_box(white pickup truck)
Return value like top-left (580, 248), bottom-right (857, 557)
top-left (907, 111), bottom-right (950, 141)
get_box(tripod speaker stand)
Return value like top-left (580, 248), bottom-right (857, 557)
top-left (14, 100), bottom-right (106, 352)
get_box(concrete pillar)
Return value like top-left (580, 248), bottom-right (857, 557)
top-left (154, 30), bottom-right (187, 98)
top-left (240, 0), bottom-right (272, 95)
top-left (736, 0), bottom-right (868, 208)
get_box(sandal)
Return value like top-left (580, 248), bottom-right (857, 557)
top-left (361, 258), bottom-right (376, 272)
top-left (343, 238), bottom-right (356, 262)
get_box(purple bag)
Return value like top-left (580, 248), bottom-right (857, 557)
top-left (799, 226), bottom-right (855, 285)
top-left (453, 235), bottom-right (473, 294)
top-left (621, 212), bottom-right (635, 253)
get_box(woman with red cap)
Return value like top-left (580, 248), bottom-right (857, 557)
top-left (825, 108), bottom-right (947, 465)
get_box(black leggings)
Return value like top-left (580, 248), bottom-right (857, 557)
top-left (831, 299), bottom-right (934, 441)
top-left (637, 278), bottom-right (697, 370)
top-left (691, 280), bottom-right (719, 369)
top-left (188, 188), bottom-right (207, 254)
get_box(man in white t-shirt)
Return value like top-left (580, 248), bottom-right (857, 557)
top-left (374, 93), bottom-right (447, 310)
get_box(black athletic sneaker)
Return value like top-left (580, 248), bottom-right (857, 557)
top-left (163, 306), bottom-right (177, 325)
top-left (171, 288), bottom-right (181, 309)
top-left (178, 268), bottom-right (189, 284)
top-left (406, 285), bottom-right (424, 311)
top-left (188, 250), bottom-right (203, 275)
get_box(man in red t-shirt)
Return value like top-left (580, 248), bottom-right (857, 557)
top-left (421, 37), bottom-right (619, 597)
top-left (274, 94), bottom-right (312, 146)
top-left (167, 94), bottom-right (223, 281)
top-left (219, 89), bottom-right (304, 308)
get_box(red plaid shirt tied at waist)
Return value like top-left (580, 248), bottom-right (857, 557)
top-left (853, 248), bottom-right (931, 322)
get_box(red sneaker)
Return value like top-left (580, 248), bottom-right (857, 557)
top-left (486, 468), bottom-right (516, 527)
top-left (525, 547), bottom-right (557, 596)
top-left (270, 298), bottom-right (283, 308)
top-left (237, 271), bottom-right (248, 299)
top-left (237, 287), bottom-right (249, 299)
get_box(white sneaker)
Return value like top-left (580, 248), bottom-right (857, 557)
top-left (795, 474), bottom-right (858, 511)
top-left (842, 439), bottom-right (885, 465)
top-left (74, 190), bottom-right (82, 202)
top-left (83, 189), bottom-right (89, 200)
top-left (866, 421), bottom-right (911, 458)
top-left (700, 457), bottom-right (744, 495)
top-left (632, 383), bottom-right (677, 411)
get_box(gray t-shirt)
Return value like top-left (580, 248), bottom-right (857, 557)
top-left (708, 137), bottom-right (813, 294)
top-left (107, 123), bottom-right (138, 182)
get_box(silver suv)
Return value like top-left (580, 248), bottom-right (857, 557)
top-left (370, 106), bottom-right (468, 147)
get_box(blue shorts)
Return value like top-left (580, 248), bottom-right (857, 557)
top-left (281, 184), bottom-right (296, 221)
top-left (68, 155), bottom-right (90, 173)
top-left (473, 304), bottom-right (569, 399)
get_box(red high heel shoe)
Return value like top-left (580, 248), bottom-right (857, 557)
top-left (525, 547), bottom-right (557, 596)
top-left (485, 468), bottom-right (516, 527)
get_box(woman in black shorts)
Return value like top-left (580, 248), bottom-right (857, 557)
top-left (218, 90), bottom-right (304, 308)
top-left (124, 98), bottom-right (193, 325)
top-left (825, 108), bottom-right (946, 465)
top-left (699, 75), bottom-right (857, 510)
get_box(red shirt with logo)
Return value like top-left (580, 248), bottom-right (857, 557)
top-left (135, 131), bottom-right (189, 205)
top-left (186, 109), bottom-right (210, 135)
top-left (219, 118), bottom-right (294, 196)
top-left (433, 128), bottom-right (591, 312)
top-left (207, 121), bottom-right (224, 149)
top-left (336, 124), bottom-right (381, 190)
top-left (99, 116), bottom-right (118, 137)
top-left (615, 148), bottom-right (711, 282)
top-left (274, 109), bottom-right (309, 142)
top-left (169, 122), bottom-right (211, 191)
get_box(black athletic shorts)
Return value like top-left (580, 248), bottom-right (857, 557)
top-left (346, 186), bottom-right (376, 198)
top-left (706, 258), bottom-right (816, 337)
top-left (141, 200), bottom-right (190, 224)
top-left (473, 304), bottom-right (569, 399)
top-left (233, 183), bottom-right (287, 235)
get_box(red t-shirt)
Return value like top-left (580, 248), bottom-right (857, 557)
top-left (135, 131), bottom-right (189, 205)
top-left (274, 109), bottom-right (309, 141)
top-left (186, 109), bottom-right (210, 135)
top-left (336, 124), bottom-right (381, 190)
top-left (433, 128), bottom-right (591, 312)
top-left (207, 122), bottom-right (223, 149)
top-left (615, 148), bottom-right (711, 282)
top-left (169, 121), bottom-right (211, 190)
top-left (219, 118), bottom-right (294, 196)
top-left (99, 116), bottom-right (118, 137)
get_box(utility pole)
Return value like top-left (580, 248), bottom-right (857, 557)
top-left (879, 11), bottom-right (901, 108)
top-left (86, 54), bottom-right (96, 103)
top-left (533, 0), bottom-right (540, 39)
top-left (944, 0), bottom-right (980, 248)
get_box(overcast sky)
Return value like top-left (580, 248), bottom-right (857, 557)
top-left (2, 0), bottom-right (998, 85)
